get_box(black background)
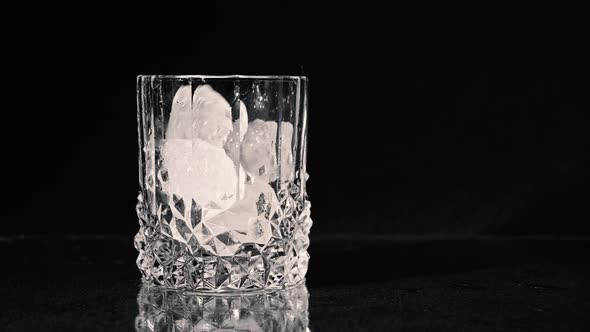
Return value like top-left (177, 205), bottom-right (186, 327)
top-left (2, 4), bottom-right (589, 237)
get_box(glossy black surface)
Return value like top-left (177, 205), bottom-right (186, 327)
top-left (1, 236), bottom-right (589, 331)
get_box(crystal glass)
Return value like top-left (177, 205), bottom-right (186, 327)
top-left (135, 283), bottom-right (309, 331)
top-left (135, 75), bottom-right (311, 292)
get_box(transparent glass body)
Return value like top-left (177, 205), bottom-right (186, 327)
top-left (135, 75), bottom-right (311, 292)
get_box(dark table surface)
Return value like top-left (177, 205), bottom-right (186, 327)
top-left (1, 235), bottom-right (589, 331)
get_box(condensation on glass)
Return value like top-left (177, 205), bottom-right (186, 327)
top-left (135, 75), bottom-right (311, 292)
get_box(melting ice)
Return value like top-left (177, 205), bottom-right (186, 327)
top-left (162, 84), bottom-right (292, 234)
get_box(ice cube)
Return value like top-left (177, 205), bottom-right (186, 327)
top-left (165, 84), bottom-right (233, 147)
top-left (162, 138), bottom-right (238, 220)
top-left (206, 178), bottom-right (280, 236)
top-left (241, 120), bottom-right (277, 181)
top-left (166, 85), bottom-right (193, 139)
top-left (191, 84), bottom-right (233, 148)
top-left (241, 120), bottom-right (294, 182)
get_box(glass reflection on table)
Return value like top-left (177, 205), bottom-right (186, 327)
top-left (135, 283), bottom-right (309, 332)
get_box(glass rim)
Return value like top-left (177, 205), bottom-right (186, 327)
top-left (137, 74), bottom-right (308, 81)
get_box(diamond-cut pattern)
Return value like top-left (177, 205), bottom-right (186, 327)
top-left (136, 190), bottom-right (311, 291)
top-left (135, 283), bottom-right (309, 332)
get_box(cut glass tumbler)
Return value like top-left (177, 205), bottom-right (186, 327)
top-left (135, 75), bottom-right (311, 292)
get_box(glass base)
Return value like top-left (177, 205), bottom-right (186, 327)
top-left (135, 195), bottom-right (311, 292)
